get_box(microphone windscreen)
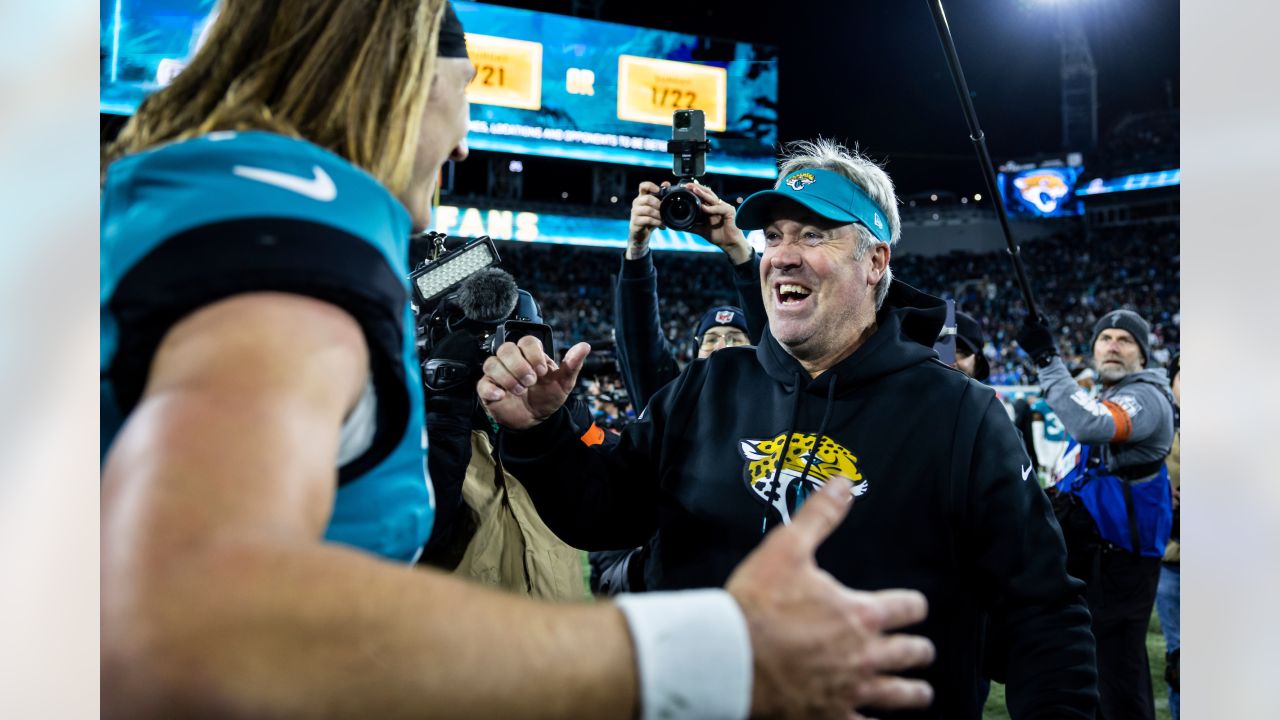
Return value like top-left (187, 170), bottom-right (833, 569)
top-left (457, 267), bottom-right (519, 323)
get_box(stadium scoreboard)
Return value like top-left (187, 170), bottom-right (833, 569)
top-left (452, 1), bottom-right (774, 176)
top-left (464, 39), bottom-right (731, 133)
top-left (101, 0), bottom-right (779, 178)
top-left (615, 55), bottom-right (728, 131)
top-left (464, 33), bottom-right (544, 111)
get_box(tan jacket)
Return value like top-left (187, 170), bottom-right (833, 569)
top-left (453, 430), bottom-right (587, 600)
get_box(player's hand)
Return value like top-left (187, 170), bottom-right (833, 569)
top-left (727, 477), bottom-right (935, 719)
top-left (478, 338), bottom-right (590, 430)
top-left (685, 181), bottom-right (753, 265)
top-left (627, 181), bottom-right (665, 259)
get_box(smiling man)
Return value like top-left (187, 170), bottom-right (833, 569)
top-left (485, 139), bottom-right (1099, 719)
top-left (1019, 309), bottom-right (1176, 720)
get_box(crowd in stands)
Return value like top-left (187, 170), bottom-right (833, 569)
top-left (496, 218), bottom-right (1180, 404)
top-left (896, 221), bottom-right (1180, 385)
top-left (497, 242), bottom-right (746, 363)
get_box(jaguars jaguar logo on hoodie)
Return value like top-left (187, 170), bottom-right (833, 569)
top-left (739, 432), bottom-right (867, 525)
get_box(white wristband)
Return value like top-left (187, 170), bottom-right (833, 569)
top-left (614, 589), bottom-right (752, 720)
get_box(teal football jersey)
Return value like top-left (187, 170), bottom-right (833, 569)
top-left (101, 131), bottom-right (433, 562)
top-left (1031, 398), bottom-right (1067, 442)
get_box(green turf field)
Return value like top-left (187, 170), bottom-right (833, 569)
top-left (982, 608), bottom-right (1173, 719)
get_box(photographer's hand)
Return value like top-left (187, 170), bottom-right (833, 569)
top-left (626, 181), bottom-right (665, 260)
top-left (687, 182), bottom-right (752, 265)
top-left (478, 337), bottom-right (591, 430)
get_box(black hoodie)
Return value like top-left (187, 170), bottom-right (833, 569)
top-left (502, 281), bottom-right (1097, 719)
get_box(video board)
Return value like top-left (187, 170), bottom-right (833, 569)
top-left (99, 1), bottom-right (780, 179)
top-left (997, 164), bottom-right (1084, 218)
top-left (1076, 169), bottom-right (1180, 196)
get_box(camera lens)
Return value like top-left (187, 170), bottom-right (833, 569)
top-left (674, 112), bottom-right (691, 129)
top-left (660, 187), bottom-right (701, 230)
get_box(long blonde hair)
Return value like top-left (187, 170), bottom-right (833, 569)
top-left (103, 0), bottom-right (445, 195)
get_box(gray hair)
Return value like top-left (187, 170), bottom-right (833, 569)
top-left (776, 138), bottom-right (900, 308)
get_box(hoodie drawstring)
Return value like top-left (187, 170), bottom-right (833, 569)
top-left (765, 371), bottom-right (806, 531)
top-left (795, 375), bottom-right (838, 503)
top-left (764, 372), bottom-right (840, 531)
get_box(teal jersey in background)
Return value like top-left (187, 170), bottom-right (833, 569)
top-left (101, 131), bottom-right (433, 562)
top-left (1032, 398), bottom-right (1067, 442)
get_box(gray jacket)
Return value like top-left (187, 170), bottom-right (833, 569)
top-left (1037, 357), bottom-right (1175, 476)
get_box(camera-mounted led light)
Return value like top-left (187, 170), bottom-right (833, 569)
top-left (408, 234), bottom-right (501, 308)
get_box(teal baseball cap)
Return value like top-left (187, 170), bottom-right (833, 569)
top-left (735, 167), bottom-right (893, 244)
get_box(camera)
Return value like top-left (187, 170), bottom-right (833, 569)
top-left (417, 268), bottom-right (556, 394)
top-left (657, 109), bottom-right (710, 230)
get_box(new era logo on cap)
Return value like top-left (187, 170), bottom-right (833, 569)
top-left (873, 212), bottom-right (883, 229)
top-left (715, 310), bottom-right (735, 324)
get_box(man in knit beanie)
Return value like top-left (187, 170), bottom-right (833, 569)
top-left (1018, 309), bottom-right (1176, 720)
top-left (1089, 309), bottom-right (1153, 382)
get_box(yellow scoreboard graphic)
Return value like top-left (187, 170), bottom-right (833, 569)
top-left (464, 33), bottom-right (543, 111)
top-left (616, 55), bottom-right (727, 131)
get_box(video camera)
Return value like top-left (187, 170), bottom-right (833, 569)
top-left (408, 233), bottom-right (555, 394)
top-left (656, 109), bottom-right (710, 230)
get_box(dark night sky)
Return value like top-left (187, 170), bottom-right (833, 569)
top-left (479, 0), bottom-right (1179, 196)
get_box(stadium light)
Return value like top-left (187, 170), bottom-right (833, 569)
top-left (974, 193), bottom-right (982, 201)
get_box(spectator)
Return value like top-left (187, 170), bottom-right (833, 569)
top-left (1019, 309), bottom-right (1176, 720)
top-left (614, 179), bottom-right (766, 411)
top-left (483, 138), bottom-right (1098, 719)
top-left (952, 310), bottom-right (990, 381)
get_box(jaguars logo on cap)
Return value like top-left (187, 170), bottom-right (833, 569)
top-left (785, 172), bottom-right (816, 191)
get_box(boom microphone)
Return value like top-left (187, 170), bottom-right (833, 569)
top-left (457, 267), bottom-right (519, 323)
top-left (925, 0), bottom-right (1042, 322)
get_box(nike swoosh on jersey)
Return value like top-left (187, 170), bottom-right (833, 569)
top-left (232, 164), bottom-right (337, 202)
top-left (1022, 464), bottom-right (1034, 481)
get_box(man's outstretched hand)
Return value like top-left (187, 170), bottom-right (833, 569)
top-left (478, 337), bottom-right (590, 430)
top-left (728, 477), bottom-right (935, 719)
